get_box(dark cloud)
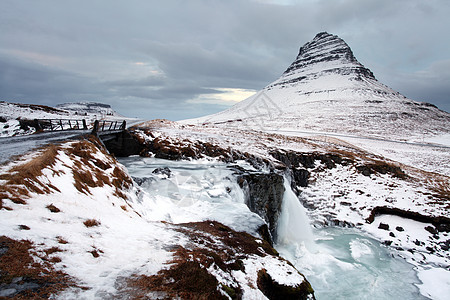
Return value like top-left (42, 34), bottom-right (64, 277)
top-left (0, 0), bottom-right (449, 119)
top-left (0, 55), bottom-right (100, 106)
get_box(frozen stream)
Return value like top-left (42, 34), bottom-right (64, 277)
top-left (120, 157), bottom-right (425, 299)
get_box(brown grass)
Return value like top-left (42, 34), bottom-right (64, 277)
top-left (63, 139), bottom-right (133, 199)
top-left (111, 166), bottom-right (133, 199)
top-left (125, 221), bottom-right (285, 299)
top-left (57, 236), bottom-right (69, 244)
top-left (89, 247), bottom-right (103, 258)
top-left (0, 236), bottom-right (77, 299)
top-left (83, 219), bottom-right (101, 227)
top-left (68, 140), bottom-right (100, 164)
top-left (73, 167), bottom-right (97, 195)
top-left (131, 248), bottom-right (228, 299)
top-left (0, 144), bottom-right (60, 206)
top-left (423, 174), bottom-right (450, 205)
top-left (356, 160), bottom-right (407, 179)
top-left (46, 203), bottom-right (61, 213)
top-left (18, 224), bottom-right (30, 230)
top-left (44, 246), bottom-right (63, 256)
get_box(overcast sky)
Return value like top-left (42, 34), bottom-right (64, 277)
top-left (1, 0), bottom-right (449, 120)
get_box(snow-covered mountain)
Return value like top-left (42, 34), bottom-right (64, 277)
top-left (56, 102), bottom-right (122, 118)
top-left (185, 32), bottom-right (450, 140)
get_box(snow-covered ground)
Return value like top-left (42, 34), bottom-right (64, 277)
top-left (1, 118), bottom-right (448, 298)
top-left (258, 129), bottom-right (450, 177)
top-left (130, 120), bottom-right (449, 299)
top-left (0, 101), bottom-right (139, 137)
top-left (0, 138), bottom-right (310, 299)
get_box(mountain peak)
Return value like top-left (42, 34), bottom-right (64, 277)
top-left (184, 32), bottom-right (450, 140)
top-left (280, 32), bottom-right (375, 83)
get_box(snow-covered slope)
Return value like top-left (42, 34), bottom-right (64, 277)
top-left (0, 138), bottom-right (312, 299)
top-left (0, 101), bottom-right (126, 137)
top-left (184, 32), bottom-right (450, 140)
top-left (0, 101), bottom-right (71, 120)
top-left (56, 102), bottom-right (122, 118)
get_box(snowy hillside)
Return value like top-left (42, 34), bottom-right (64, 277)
top-left (0, 137), bottom-right (313, 299)
top-left (0, 101), bottom-right (127, 137)
top-left (0, 101), bottom-right (70, 121)
top-left (128, 121), bottom-right (450, 300)
top-left (56, 102), bottom-right (122, 118)
top-left (184, 32), bottom-right (450, 141)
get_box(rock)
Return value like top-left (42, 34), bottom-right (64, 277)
top-left (396, 226), bottom-right (405, 232)
top-left (132, 177), bottom-right (156, 188)
top-left (0, 116), bottom-right (7, 123)
top-left (152, 167), bottom-right (171, 177)
top-left (378, 223), bottom-right (389, 230)
top-left (257, 269), bottom-right (315, 300)
top-left (425, 226), bottom-right (438, 235)
top-left (366, 206), bottom-right (450, 232)
top-left (389, 232), bottom-right (395, 237)
top-left (102, 130), bottom-right (144, 157)
top-left (238, 171), bottom-right (285, 241)
top-left (414, 239), bottom-right (424, 246)
top-left (0, 288), bottom-right (17, 297)
top-left (292, 168), bottom-right (309, 187)
top-left (269, 150), bottom-right (347, 170)
top-left (426, 246), bottom-right (435, 253)
top-left (440, 240), bottom-right (450, 251)
top-left (356, 162), bottom-right (406, 179)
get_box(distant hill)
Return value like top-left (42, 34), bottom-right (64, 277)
top-left (56, 102), bottom-right (122, 117)
top-left (0, 101), bottom-right (124, 137)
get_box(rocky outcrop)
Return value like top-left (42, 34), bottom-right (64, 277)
top-left (102, 130), bottom-right (144, 157)
top-left (269, 150), bottom-right (352, 191)
top-left (138, 134), bottom-right (271, 169)
top-left (269, 150), bottom-right (348, 170)
top-left (257, 269), bottom-right (314, 300)
top-left (280, 32), bottom-right (376, 83)
top-left (367, 206), bottom-right (450, 232)
top-left (0, 236), bottom-right (77, 298)
top-left (235, 170), bottom-right (285, 242)
top-left (125, 221), bottom-right (315, 300)
top-left (356, 161), bottom-right (407, 179)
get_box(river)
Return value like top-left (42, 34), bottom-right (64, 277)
top-left (119, 156), bottom-right (425, 299)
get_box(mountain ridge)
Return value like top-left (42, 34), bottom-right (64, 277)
top-left (184, 32), bottom-right (449, 141)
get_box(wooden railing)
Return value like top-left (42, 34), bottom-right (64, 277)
top-left (91, 120), bottom-right (126, 134)
top-left (33, 119), bottom-right (88, 131)
top-left (32, 119), bottom-right (126, 134)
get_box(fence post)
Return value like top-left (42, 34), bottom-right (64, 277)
top-left (82, 119), bottom-right (87, 130)
top-left (121, 120), bottom-right (126, 130)
top-left (92, 120), bottom-right (99, 135)
top-left (33, 119), bottom-right (42, 131)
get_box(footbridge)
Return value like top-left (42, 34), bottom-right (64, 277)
top-left (32, 118), bottom-right (141, 156)
top-left (0, 119), bottom-right (140, 163)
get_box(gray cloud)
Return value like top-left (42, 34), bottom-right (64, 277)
top-left (0, 0), bottom-right (449, 119)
